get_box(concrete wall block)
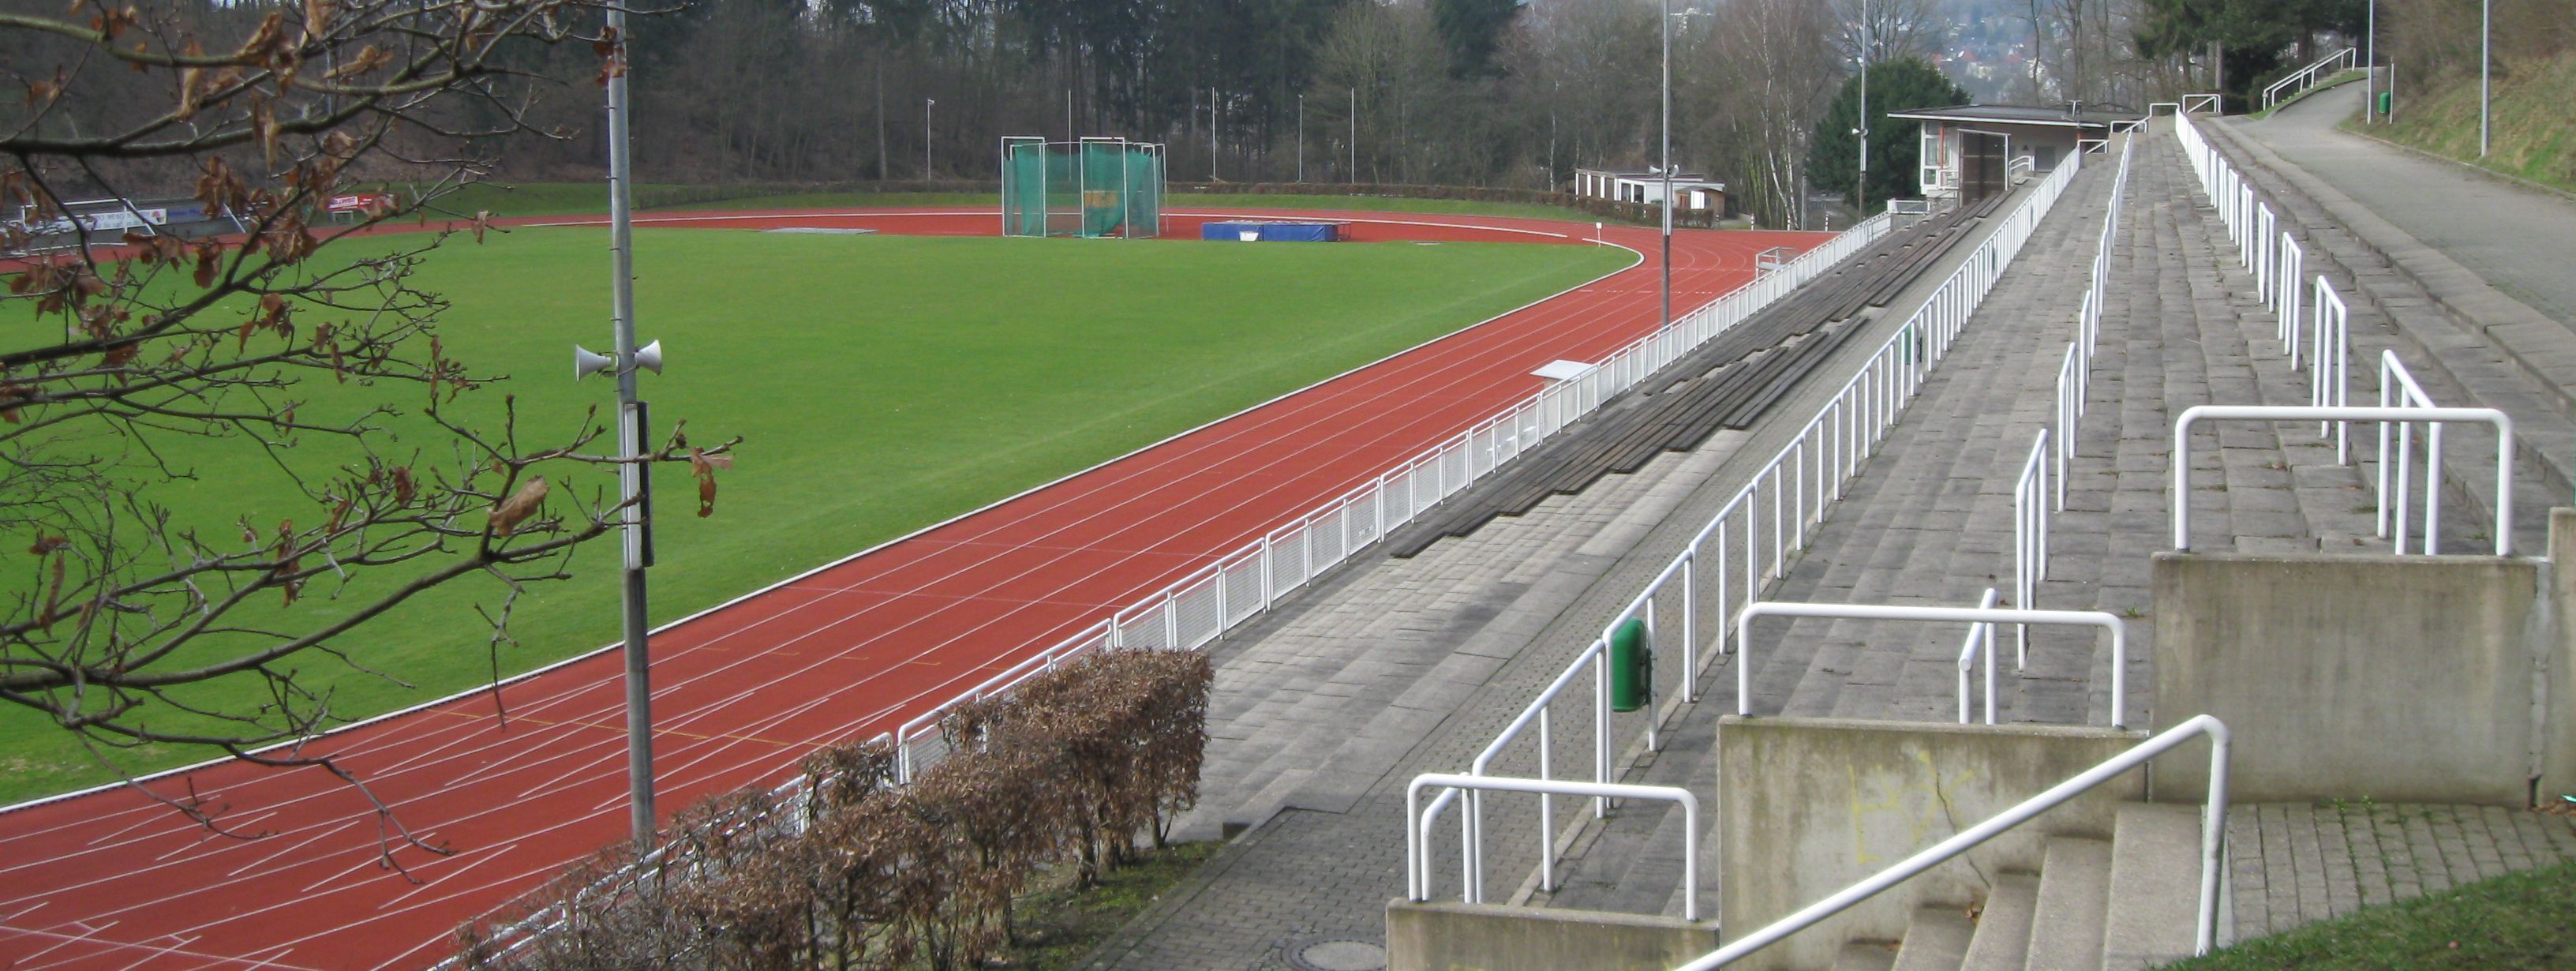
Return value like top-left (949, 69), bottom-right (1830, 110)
top-left (2151, 550), bottom-right (2548, 806)
top-left (1383, 901), bottom-right (1717, 971)
top-left (1716, 717), bottom-right (2148, 971)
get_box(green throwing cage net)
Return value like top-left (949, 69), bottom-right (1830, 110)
top-left (1002, 137), bottom-right (1165, 238)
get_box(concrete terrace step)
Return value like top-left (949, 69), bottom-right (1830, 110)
top-left (2102, 804), bottom-right (2203, 971)
top-left (1834, 942), bottom-right (1901, 971)
top-left (1891, 905), bottom-right (1976, 971)
top-left (2025, 838), bottom-right (2113, 971)
top-left (1960, 874), bottom-right (2039, 971)
top-left (2196, 118), bottom-right (2564, 553)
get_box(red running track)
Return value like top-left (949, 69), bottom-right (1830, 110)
top-left (0, 208), bottom-right (1825, 969)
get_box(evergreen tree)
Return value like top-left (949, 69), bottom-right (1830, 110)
top-left (1806, 57), bottom-right (1968, 205)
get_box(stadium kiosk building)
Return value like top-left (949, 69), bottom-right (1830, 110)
top-left (1001, 136), bottom-right (1168, 238)
top-left (1571, 167), bottom-right (1724, 213)
top-left (1886, 103), bottom-right (2132, 204)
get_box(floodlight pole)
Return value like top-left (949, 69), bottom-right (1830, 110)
top-left (2478, 0), bottom-right (2490, 156)
top-left (1856, 0), bottom-right (1869, 217)
top-left (924, 98), bottom-right (935, 178)
top-left (1297, 94), bottom-right (1305, 183)
top-left (1659, 0), bottom-right (1672, 332)
top-left (2364, 0), bottom-right (2376, 123)
top-left (1210, 87), bottom-right (1219, 181)
top-left (1350, 87), bottom-right (1358, 184)
top-left (602, 0), bottom-right (655, 848)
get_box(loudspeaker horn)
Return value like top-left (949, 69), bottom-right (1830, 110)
top-left (633, 339), bottom-right (665, 375)
top-left (574, 343), bottom-right (616, 380)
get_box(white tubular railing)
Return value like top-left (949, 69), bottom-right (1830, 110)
top-left (2012, 429), bottom-right (2052, 662)
top-left (2263, 47), bottom-right (2359, 110)
top-left (2055, 343), bottom-right (2080, 509)
top-left (1671, 715), bottom-right (2233, 971)
top-left (2275, 231), bottom-right (2305, 354)
top-left (1407, 774), bottom-right (1702, 921)
top-left (2172, 404), bottom-right (2515, 556)
top-left (2310, 279), bottom-right (2351, 461)
top-left (888, 212), bottom-right (1898, 782)
top-left (2183, 93), bottom-right (2222, 114)
top-left (1954, 587), bottom-right (2002, 725)
top-left (1440, 152), bottom-right (2091, 909)
top-left (2376, 352), bottom-right (2446, 554)
top-left (1734, 601), bottom-right (2129, 729)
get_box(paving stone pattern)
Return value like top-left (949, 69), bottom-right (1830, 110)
top-left (2227, 802), bottom-right (2576, 939)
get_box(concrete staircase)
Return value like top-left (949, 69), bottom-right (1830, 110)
top-left (1824, 804), bottom-right (2203, 971)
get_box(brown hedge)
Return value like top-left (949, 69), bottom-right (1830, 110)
top-left (454, 648), bottom-right (1215, 970)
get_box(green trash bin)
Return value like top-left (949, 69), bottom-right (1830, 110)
top-left (2378, 91), bottom-right (2393, 117)
top-left (1611, 617), bottom-right (1653, 712)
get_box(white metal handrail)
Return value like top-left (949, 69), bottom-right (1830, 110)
top-left (2172, 404), bottom-right (2514, 555)
top-left (2263, 47), bottom-right (2359, 110)
top-left (1954, 588), bottom-right (2003, 725)
top-left (1671, 715), bottom-right (2233, 970)
top-left (2376, 353), bottom-right (2445, 554)
top-left (2182, 93), bottom-right (2222, 115)
top-left (1734, 601), bottom-right (2129, 728)
top-left (1407, 774), bottom-right (1702, 921)
top-left (1443, 156), bottom-right (2091, 907)
top-left (2310, 279), bottom-right (2351, 460)
top-left (2275, 232), bottom-right (2305, 353)
top-left (2012, 429), bottom-right (2052, 663)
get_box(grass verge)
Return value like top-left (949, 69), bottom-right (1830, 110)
top-left (2166, 855), bottom-right (2576, 970)
top-left (1004, 842), bottom-right (1222, 970)
top-left (0, 229), bottom-right (1627, 803)
top-left (2344, 51), bottom-right (2576, 197)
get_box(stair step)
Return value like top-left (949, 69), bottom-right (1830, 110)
top-left (1961, 874), bottom-right (2039, 971)
top-left (2102, 804), bottom-right (2205, 971)
top-left (1892, 905), bottom-right (1976, 971)
top-left (1834, 941), bottom-right (1900, 971)
top-left (2026, 837), bottom-right (2113, 971)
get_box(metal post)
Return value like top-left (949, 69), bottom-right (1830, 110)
top-left (1210, 86), bottom-right (1219, 181)
top-left (923, 98), bottom-right (934, 178)
top-left (2364, 0), bottom-right (2376, 123)
top-left (1857, 0), bottom-right (1869, 216)
top-left (603, 3), bottom-right (655, 847)
top-left (1297, 94), bottom-right (1305, 183)
top-left (2479, 0), bottom-right (2491, 156)
top-left (1660, 0), bottom-right (1673, 331)
top-left (1350, 87), bottom-right (1358, 184)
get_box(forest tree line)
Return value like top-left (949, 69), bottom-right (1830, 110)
top-left (7, 0), bottom-right (2483, 230)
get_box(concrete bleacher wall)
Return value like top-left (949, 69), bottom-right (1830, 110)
top-left (2149, 508), bottom-right (2576, 806)
top-left (1712, 718), bottom-right (2148, 971)
top-left (1383, 901), bottom-right (1716, 971)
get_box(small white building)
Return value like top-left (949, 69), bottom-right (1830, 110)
top-left (1572, 167), bottom-right (1725, 213)
top-left (1883, 104), bottom-right (2131, 204)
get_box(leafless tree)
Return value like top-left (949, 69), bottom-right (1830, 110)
top-left (1, 0), bottom-right (733, 856)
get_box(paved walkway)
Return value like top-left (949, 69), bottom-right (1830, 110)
top-left (2228, 802), bottom-right (2576, 939)
top-left (2234, 82), bottom-right (2576, 332)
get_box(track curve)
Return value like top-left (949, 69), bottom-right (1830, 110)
top-left (0, 206), bottom-right (1825, 969)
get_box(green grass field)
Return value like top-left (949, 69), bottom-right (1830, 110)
top-left (0, 229), bottom-right (1629, 802)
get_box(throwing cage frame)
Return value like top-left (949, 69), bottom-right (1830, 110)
top-left (1001, 136), bottom-right (1166, 238)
